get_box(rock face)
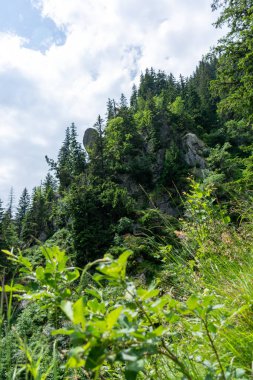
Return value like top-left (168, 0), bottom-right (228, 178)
top-left (82, 123), bottom-right (206, 215)
top-left (83, 128), bottom-right (98, 151)
top-left (152, 193), bottom-right (178, 216)
top-left (182, 133), bottom-right (206, 169)
top-left (152, 148), bottom-right (167, 183)
top-left (159, 124), bottom-right (172, 148)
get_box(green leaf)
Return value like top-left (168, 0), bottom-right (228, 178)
top-left (87, 298), bottom-right (106, 314)
top-left (85, 346), bottom-right (105, 370)
top-left (207, 323), bottom-right (217, 333)
top-left (98, 251), bottom-right (132, 281)
top-left (117, 251), bottom-right (133, 274)
top-left (223, 215), bottom-right (230, 224)
top-left (66, 347), bottom-right (85, 368)
top-left (125, 360), bottom-right (145, 380)
top-left (36, 267), bottom-right (45, 281)
top-left (66, 269), bottom-right (80, 282)
top-left (0, 284), bottom-right (25, 292)
top-left (51, 328), bottom-right (75, 336)
top-left (19, 256), bottom-right (33, 270)
top-left (85, 288), bottom-right (102, 300)
top-left (137, 288), bottom-right (159, 301)
top-left (2, 249), bottom-right (16, 258)
top-left (152, 325), bottom-right (167, 337)
top-left (186, 295), bottom-right (199, 310)
top-left (106, 306), bottom-right (123, 331)
top-left (73, 298), bottom-right (86, 328)
top-left (61, 300), bottom-right (74, 322)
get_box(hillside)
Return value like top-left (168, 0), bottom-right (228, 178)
top-left (0, 0), bottom-right (253, 378)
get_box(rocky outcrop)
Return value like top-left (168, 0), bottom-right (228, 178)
top-left (83, 128), bottom-right (98, 152)
top-left (152, 193), bottom-right (178, 216)
top-left (151, 148), bottom-right (167, 183)
top-left (159, 124), bottom-right (172, 148)
top-left (182, 133), bottom-right (206, 169)
top-left (82, 124), bottom-right (206, 215)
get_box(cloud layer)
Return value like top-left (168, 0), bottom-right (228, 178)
top-left (0, 0), bottom-right (224, 204)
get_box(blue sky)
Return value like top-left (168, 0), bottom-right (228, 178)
top-left (0, 0), bottom-right (65, 51)
top-left (0, 0), bottom-right (225, 206)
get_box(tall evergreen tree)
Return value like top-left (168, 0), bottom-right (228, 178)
top-left (21, 186), bottom-right (48, 244)
top-left (90, 115), bottom-right (105, 176)
top-left (46, 124), bottom-right (86, 191)
top-left (0, 198), bottom-right (4, 223)
top-left (106, 99), bottom-right (117, 120)
top-left (130, 84), bottom-right (138, 111)
top-left (0, 188), bottom-right (18, 251)
top-left (69, 122), bottom-right (86, 177)
top-left (211, 0), bottom-right (253, 122)
top-left (15, 188), bottom-right (30, 237)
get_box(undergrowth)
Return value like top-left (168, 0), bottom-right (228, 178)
top-left (0, 181), bottom-right (253, 379)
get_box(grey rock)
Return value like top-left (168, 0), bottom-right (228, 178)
top-left (83, 128), bottom-right (98, 151)
top-left (159, 124), bottom-right (172, 147)
top-left (152, 193), bottom-right (178, 216)
top-left (182, 133), bottom-right (206, 169)
top-left (119, 174), bottom-right (142, 197)
top-left (152, 148), bottom-right (166, 183)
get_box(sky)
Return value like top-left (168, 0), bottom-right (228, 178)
top-left (0, 0), bottom-right (225, 206)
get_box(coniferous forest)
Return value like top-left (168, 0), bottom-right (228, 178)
top-left (1, 0), bottom-right (253, 378)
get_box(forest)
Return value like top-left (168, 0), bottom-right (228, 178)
top-left (0, 0), bottom-right (253, 378)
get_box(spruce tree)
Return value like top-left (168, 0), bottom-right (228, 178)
top-left (46, 124), bottom-right (86, 191)
top-left (69, 122), bottom-right (86, 177)
top-left (211, 0), bottom-right (253, 122)
top-left (15, 188), bottom-right (30, 238)
top-left (106, 99), bottom-right (117, 120)
top-left (130, 84), bottom-right (138, 111)
top-left (0, 190), bottom-right (18, 252)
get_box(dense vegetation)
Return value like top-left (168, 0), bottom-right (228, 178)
top-left (0, 0), bottom-right (253, 378)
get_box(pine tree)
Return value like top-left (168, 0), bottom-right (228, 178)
top-left (130, 84), bottom-right (138, 111)
top-left (0, 193), bottom-right (18, 252)
top-left (0, 198), bottom-right (4, 223)
top-left (120, 93), bottom-right (128, 109)
top-left (46, 124), bottom-right (86, 191)
top-left (69, 122), bottom-right (86, 177)
top-left (15, 188), bottom-right (30, 237)
top-left (211, 0), bottom-right (253, 122)
top-left (92, 115), bottom-right (105, 175)
top-left (106, 99), bottom-right (117, 120)
top-left (6, 188), bottom-right (14, 219)
top-left (57, 125), bottom-right (72, 190)
top-left (21, 186), bottom-right (47, 244)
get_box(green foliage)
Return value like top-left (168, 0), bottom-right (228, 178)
top-left (0, 206), bottom-right (18, 269)
top-left (169, 96), bottom-right (185, 116)
top-left (104, 116), bottom-right (141, 173)
top-left (15, 188), bottom-right (30, 238)
top-left (46, 123), bottom-right (86, 192)
top-left (182, 179), bottom-right (231, 250)
top-left (2, 240), bottom-right (253, 379)
top-left (211, 0), bottom-right (253, 123)
top-left (66, 180), bottom-right (135, 266)
top-left (20, 184), bottom-right (56, 245)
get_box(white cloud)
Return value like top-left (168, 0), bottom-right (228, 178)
top-left (0, 160), bottom-right (16, 184)
top-left (0, 0), bottom-right (225, 204)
